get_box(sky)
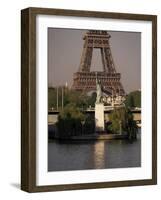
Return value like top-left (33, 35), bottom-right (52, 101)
top-left (48, 28), bottom-right (141, 93)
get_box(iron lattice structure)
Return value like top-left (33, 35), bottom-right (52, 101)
top-left (72, 30), bottom-right (125, 96)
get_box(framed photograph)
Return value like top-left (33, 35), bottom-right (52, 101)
top-left (21, 7), bottom-right (157, 192)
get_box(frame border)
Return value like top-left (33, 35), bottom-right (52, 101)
top-left (21, 7), bottom-right (157, 192)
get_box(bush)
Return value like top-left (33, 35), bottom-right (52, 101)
top-left (109, 107), bottom-right (138, 139)
top-left (125, 90), bottom-right (141, 108)
top-left (83, 114), bottom-right (95, 135)
top-left (57, 104), bottom-right (85, 138)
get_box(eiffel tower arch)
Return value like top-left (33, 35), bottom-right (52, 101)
top-left (72, 30), bottom-right (125, 96)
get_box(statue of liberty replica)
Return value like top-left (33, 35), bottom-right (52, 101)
top-left (95, 73), bottom-right (105, 132)
top-left (96, 75), bottom-right (102, 104)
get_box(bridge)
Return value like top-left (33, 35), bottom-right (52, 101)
top-left (48, 107), bottom-right (141, 127)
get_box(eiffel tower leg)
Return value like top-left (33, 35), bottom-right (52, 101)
top-left (79, 47), bottom-right (93, 72)
top-left (79, 46), bottom-right (88, 71)
top-left (104, 48), bottom-right (116, 73)
top-left (101, 48), bottom-right (108, 72)
top-left (108, 47), bottom-right (116, 73)
top-left (86, 47), bottom-right (93, 71)
top-left (104, 48), bottom-right (111, 73)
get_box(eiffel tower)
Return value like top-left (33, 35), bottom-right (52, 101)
top-left (72, 30), bottom-right (125, 96)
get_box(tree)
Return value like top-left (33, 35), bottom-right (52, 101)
top-left (83, 114), bottom-right (95, 135)
top-left (128, 95), bottom-right (134, 108)
top-left (48, 87), bottom-right (91, 110)
top-left (108, 107), bottom-right (126, 134)
top-left (57, 104), bottom-right (85, 138)
top-left (125, 110), bottom-right (138, 140)
top-left (125, 90), bottom-right (141, 108)
top-left (48, 87), bottom-right (57, 109)
top-left (108, 107), bottom-right (138, 139)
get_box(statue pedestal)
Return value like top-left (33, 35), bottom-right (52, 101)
top-left (95, 103), bottom-right (105, 132)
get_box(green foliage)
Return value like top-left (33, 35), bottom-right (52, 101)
top-left (48, 87), bottom-right (68, 109)
top-left (49, 87), bottom-right (141, 110)
top-left (126, 111), bottom-right (138, 140)
top-left (48, 87), bottom-right (57, 109)
top-left (83, 114), bottom-right (95, 135)
top-left (67, 91), bottom-right (89, 109)
top-left (57, 105), bottom-right (96, 137)
top-left (49, 87), bottom-right (97, 137)
top-left (108, 107), bottom-right (138, 139)
top-left (108, 107), bottom-right (127, 134)
top-left (48, 87), bottom-right (92, 110)
top-left (59, 103), bottom-right (85, 121)
top-left (125, 90), bottom-right (141, 108)
top-left (57, 104), bottom-right (85, 137)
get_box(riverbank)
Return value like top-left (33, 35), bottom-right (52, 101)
top-left (50, 133), bottom-right (129, 141)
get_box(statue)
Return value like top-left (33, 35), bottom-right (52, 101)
top-left (95, 73), bottom-right (105, 132)
top-left (96, 73), bottom-right (102, 103)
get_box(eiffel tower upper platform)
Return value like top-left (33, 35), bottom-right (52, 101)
top-left (72, 30), bottom-right (125, 96)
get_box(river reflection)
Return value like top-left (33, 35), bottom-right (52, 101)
top-left (48, 131), bottom-right (141, 171)
top-left (94, 142), bottom-right (105, 168)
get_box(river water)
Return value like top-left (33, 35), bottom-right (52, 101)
top-left (48, 130), bottom-right (141, 171)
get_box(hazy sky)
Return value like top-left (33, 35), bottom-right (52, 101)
top-left (48, 28), bottom-right (141, 93)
